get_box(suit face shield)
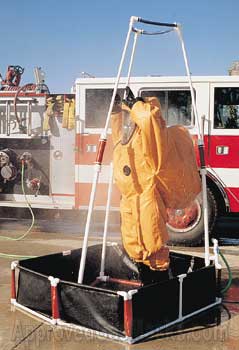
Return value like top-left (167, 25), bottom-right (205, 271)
top-left (121, 108), bottom-right (136, 145)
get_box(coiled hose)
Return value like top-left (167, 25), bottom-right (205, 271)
top-left (0, 161), bottom-right (37, 259)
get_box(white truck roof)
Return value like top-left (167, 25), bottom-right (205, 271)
top-left (75, 75), bottom-right (239, 86)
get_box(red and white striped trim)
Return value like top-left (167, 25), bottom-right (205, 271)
top-left (74, 132), bottom-right (120, 209)
top-left (74, 182), bottom-right (120, 209)
top-left (209, 168), bottom-right (239, 187)
top-left (74, 132), bottom-right (239, 212)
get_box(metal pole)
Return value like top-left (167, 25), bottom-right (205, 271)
top-left (77, 16), bottom-right (137, 283)
top-left (100, 162), bottom-right (114, 277)
top-left (176, 25), bottom-right (201, 138)
top-left (176, 25), bottom-right (210, 266)
top-left (102, 16), bottom-right (138, 139)
top-left (99, 31), bottom-right (139, 279)
top-left (126, 31), bottom-right (139, 88)
top-left (77, 164), bottom-right (100, 284)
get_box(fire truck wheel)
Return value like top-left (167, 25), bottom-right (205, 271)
top-left (166, 189), bottom-right (217, 246)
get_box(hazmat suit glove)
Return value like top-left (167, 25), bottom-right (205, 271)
top-left (123, 86), bottom-right (144, 109)
top-left (112, 93), bottom-right (122, 113)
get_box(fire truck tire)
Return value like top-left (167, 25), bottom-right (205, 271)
top-left (166, 189), bottom-right (217, 246)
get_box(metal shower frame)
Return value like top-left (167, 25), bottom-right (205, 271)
top-left (78, 16), bottom-right (210, 284)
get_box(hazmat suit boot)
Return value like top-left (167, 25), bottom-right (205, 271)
top-left (135, 262), bottom-right (169, 285)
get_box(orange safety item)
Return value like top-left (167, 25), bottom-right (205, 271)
top-left (111, 97), bottom-right (201, 271)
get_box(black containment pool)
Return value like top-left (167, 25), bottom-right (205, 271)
top-left (11, 243), bottom-right (221, 344)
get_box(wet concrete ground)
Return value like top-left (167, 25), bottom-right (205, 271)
top-left (0, 218), bottom-right (239, 350)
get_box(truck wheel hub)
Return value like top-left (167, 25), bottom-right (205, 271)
top-left (166, 200), bottom-right (201, 232)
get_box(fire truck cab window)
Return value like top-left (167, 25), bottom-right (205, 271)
top-left (214, 87), bottom-right (239, 129)
top-left (140, 90), bottom-right (193, 126)
top-left (85, 88), bottom-right (124, 128)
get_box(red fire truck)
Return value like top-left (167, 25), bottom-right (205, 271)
top-left (1, 67), bottom-right (239, 245)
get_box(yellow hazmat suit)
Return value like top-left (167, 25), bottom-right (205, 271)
top-left (111, 97), bottom-right (201, 271)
